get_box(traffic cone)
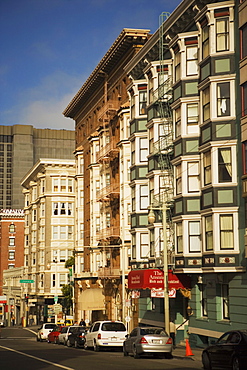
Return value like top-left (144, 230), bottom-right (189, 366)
top-left (185, 339), bottom-right (194, 356)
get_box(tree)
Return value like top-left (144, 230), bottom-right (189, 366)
top-left (61, 284), bottom-right (73, 315)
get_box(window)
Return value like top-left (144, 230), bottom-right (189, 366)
top-left (60, 226), bottom-right (66, 239)
top-left (96, 217), bottom-right (100, 232)
top-left (33, 209), bottom-right (37, 222)
top-left (53, 179), bottom-right (59, 192)
top-left (241, 82), bottom-right (247, 117)
top-left (60, 250), bottom-right (66, 262)
top-left (150, 229), bottom-right (155, 257)
top-left (9, 237), bottom-right (15, 246)
top-left (176, 222), bottom-right (183, 253)
top-left (53, 226), bottom-right (59, 239)
top-left (53, 202), bottom-right (73, 216)
top-left (68, 226), bottom-right (73, 240)
top-left (187, 104), bottom-right (198, 134)
top-left (217, 82), bottom-right (230, 116)
top-left (52, 274), bottom-right (56, 287)
top-left (174, 50), bottom-right (181, 81)
top-left (131, 187), bottom-right (136, 212)
top-left (201, 284), bottom-right (208, 317)
top-left (186, 46), bottom-right (198, 75)
top-left (220, 215), bottom-right (233, 249)
top-left (204, 150), bottom-right (211, 185)
top-left (240, 23), bottom-right (247, 59)
top-left (218, 148), bottom-right (232, 182)
top-left (139, 89), bottom-right (147, 115)
top-left (205, 215), bottom-right (213, 251)
top-left (8, 251), bottom-right (15, 260)
top-left (139, 138), bottom-right (148, 162)
top-left (176, 164), bottom-right (182, 195)
top-left (188, 162), bottom-right (199, 192)
top-left (130, 91), bottom-right (135, 119)
top-left (202, 86), bottom-right (210, 121)
top-left (106, 173), bottom-right (110, 187)
top-left (140, 185), bottom-right (148, 209)
top-left (222, 283), bottom-right (230, 319)
top-left (131, 141), bottom-right (135, 165)
top-left (132, 234), bottom-right (136, 259)
top-left (41, 203), bottom-right (45, 217)
top-left (106, 213), bottom-right (111, 228)
top-left (9, 224), bottom-right (15, 233)
top-left (189, 221), bottom-right (201, 252)
top-left (216, 18), bottom-right (229, 52)
top-left (40, 226), bottom-right (45, 241)
top-left (175, 107), bottom-right (181, 138)
top-left (202, 24), bottom-right (209, 59)
top-left (40, 179), bottom-right (45, 193)
top-left (140, 233), bottom-right (149, 258)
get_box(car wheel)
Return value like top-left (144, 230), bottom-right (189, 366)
top-left (133, 346), bottom-right (140, 359)
top-left (93, 341), bottom-right (100, 352)
top-left (84, 342), bottom-right (89, 350)
top-left (54, 337), bottom-right (58, 344)
top-left (202, 352), bottom-right (212, 370)
top-left (74, 340), bottom-right (78, 348)
top-left (123, 345), bottom-right (128, 356)
top-left (232, 356), bottom-right (240, 370)
top-left (36, 336), bottom-right (40, 342)
top-left (66, 339), bottom-right (71, 347)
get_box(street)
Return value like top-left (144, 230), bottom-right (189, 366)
top-left (0, 327), bottom-right (203, 370)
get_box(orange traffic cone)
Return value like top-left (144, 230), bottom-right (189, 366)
top-left (185, 339), bottom-right (194, 356)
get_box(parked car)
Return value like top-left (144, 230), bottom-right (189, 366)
top-left (58, 325), bottom-right (84, 345)
top-left (66, 326), bottom-right (87, 348)
top-left (85, 321), bottom-right (127, 351)
top-left (123, 326), bottom-right (173, 359)
top-left (0, 321), bottom-right (5, 327)
top-left (47, 325), bottom-right (65, 343)
top-left (202, 330), bottom-right (247, 370)
top-left (37, 323), bottom-right (57, 341)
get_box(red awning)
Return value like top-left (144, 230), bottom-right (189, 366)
top-left (128, 269), bottom-right (190, 290)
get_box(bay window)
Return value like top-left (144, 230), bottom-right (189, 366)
top-left (216, 18), bottom-right (229, 52)
top-left (220, 214), bottom-right (233, 249)
top-left (187, 162), bottom-right (199, 192)
top-left (217, 82), bottom-right (230, 116)
top-left (189, 221), bottom-right (201, 252)
top-left (186, 46), bottom-right (198, 76)
top-left (218, 148), bottom-right (232, 182)
top-left (204, 150), bottom-right (211, 185)
top-left (205, 215), bottom-right (213, 251)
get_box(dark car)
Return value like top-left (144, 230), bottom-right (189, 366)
top-left (202, 330), bottom-right (247, 370)
top-left (66, 326), bottom-right (87, 348)
top-left (47, 325), bottom-right (65, 344)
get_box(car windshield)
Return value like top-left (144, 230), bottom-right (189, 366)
top-left (101, 322), bottom-right (126, 331)
top-left (140, 328), bottom-right (168, 336)
top-left (44, 324), bottom-right (56, 329)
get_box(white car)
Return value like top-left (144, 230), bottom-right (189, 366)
top-left (57, 325), bottom-right (80, 345)
top-left (37, 323), bottom-right (57, 341)
top-left (85, 321), bottom-right (127, 351)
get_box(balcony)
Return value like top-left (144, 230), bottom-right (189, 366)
top-left (98, 102), bottom-right (118, 124)
top-left (96, 141), bottom-right (119, 163)
top-left (96, 183), bottom-right (120, 202)
top-left (96, 226), bottom-right (120, 241)
top-left (98, 266), bottom-right (120, 278)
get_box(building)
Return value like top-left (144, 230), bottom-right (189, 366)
top-left (63, 29), bottom-right (151, 326)
top-left (21, 159), bottom-right (75, 325)
top-left (0, 209), bottom-right (24, 325)
top-left (124, 0), bottom-right (247, 346)
top-left (0, 124), bottom-right (75, 209)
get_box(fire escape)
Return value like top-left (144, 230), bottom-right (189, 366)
top-left (150, 12), bottom-right (174, 267)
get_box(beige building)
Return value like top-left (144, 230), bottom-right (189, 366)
top-left (21, 158), bottom-right (75, 324)
top-left (0, 124), bottom-right (75, 209)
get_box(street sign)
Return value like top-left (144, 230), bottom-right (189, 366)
top-left (20, 279), bottom-right (34, 283)
top-left (0, 295), bottom-right (7, 304)
top-left (54, 296), bottom-right (58, 304)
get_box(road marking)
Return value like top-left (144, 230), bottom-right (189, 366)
top-left (23, 327), bottom-right (37, 335)
top-left (0, 344), bottom-right (75, 370)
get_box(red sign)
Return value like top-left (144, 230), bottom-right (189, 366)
top-left (128, 269), bottom-right (190, 290)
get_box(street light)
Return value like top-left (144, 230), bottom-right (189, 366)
top-left (148, 201), bottom-right (170, 336)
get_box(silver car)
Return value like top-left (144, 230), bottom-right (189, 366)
top-left (123, 326), bottom-right (173, 359)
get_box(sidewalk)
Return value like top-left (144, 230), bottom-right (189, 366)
top-left (172, 344), bottom-right (203, 361)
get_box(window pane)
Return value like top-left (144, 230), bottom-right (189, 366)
top-left (218, 148), bottom-right (232, 182)
top-left (217, 82), bottom-right (230, 116)
top-left (189, 221), bottom-right (201, 252)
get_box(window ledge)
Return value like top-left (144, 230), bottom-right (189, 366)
top-left (216, 320), bottom-right (231, 325)
top-left (196, 317), bottom-right (209, 322)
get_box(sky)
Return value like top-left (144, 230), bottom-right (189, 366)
top-left (0, 0), bottom-right (181, 131)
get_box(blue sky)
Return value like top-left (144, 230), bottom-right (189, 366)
top-left (0, 0), bottom-right (181, 130)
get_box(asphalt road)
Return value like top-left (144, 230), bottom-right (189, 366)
top-left (0, 327), bottom-right (203, 370)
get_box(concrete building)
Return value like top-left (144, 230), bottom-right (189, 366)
top-left (63, 29), bottom-right (150, 326)
top-left (0, 125), bottom-right (75, 209)
top-left (21, 159), bottom-right (75, 325)
top-left (0, 209), bottom-right (24, 325)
